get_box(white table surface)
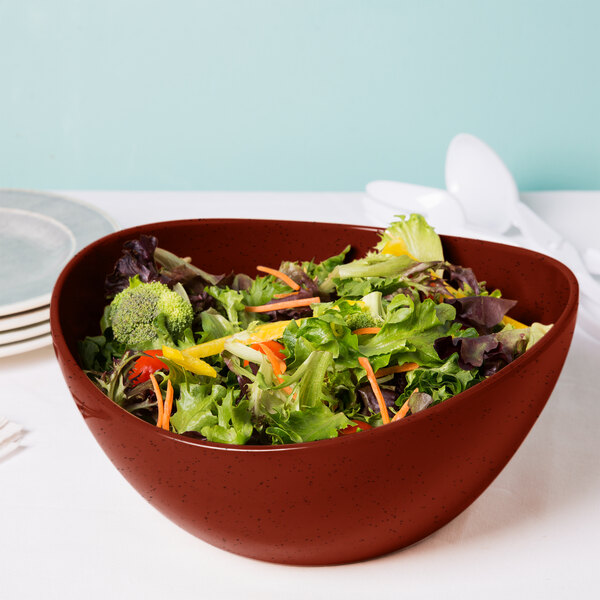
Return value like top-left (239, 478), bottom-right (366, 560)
top-left (1, 190), bottom-right (599, 599)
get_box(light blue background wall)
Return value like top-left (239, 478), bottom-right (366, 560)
top-left (0, 1), bottom-right (598, 191)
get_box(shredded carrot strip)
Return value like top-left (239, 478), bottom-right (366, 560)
top-left (256, 266), bottom-right (300, 291)
top-left (258, 342), bottom-right (286, 376)
top-left (392, 388), bottom-right (419, 422)
top-left (352, 327), bottom-right (382, 335)
top-left (162, 380), bottom-right (174, 430)
top-left (245, 296), bottom-right (320, 313)
top-left (358, 357), bottom-right (390, 424)
top-left (150, 373), bottom-right (164, 428)
top-left (374, 363), bottom-right (419, 378)
top-left (258, 343), bottom-right (294, 395)
top-left (273, 291), bottom-right (300, 299)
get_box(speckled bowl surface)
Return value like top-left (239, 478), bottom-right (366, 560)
top-left (50, 219), bottom-right (578, 565)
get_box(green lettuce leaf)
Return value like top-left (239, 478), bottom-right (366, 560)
top-left (78, 334), bottom-right (126, 371)
top-left (336, 254), bottom-right (416, 279)
top-left (201, 390), bottom-right (253, 445)
top-left (358, 294), bottom-right (456, 367)
top-left (320, 253), bottom-right (414, 295)
top-left (266, 404), bottom-right (350, 444)
top-left (282, 313), bottom-right (359, 370)
top-left (291, 350), bottom-right (334, 409)
top-left (375, 213), bottom-right (444, 262)
top-left (335, 275), bottom-right (412, 298)
top-left (241, 275), bottom-right (289, 306)
top-left (526, 322), bottom-right (553, 350)
top-left (206, 287), bottom-right (246, 328)
top-left (307, 245), bottom-right (351, 284)
top-left (200, 308), bottom-right (236, 340)
top-left (169, 383), bottom-right (223, 434)
top-left (206, 286), bottom-right (266, 331)
top-left (401, 354), bottom-right (481, 406)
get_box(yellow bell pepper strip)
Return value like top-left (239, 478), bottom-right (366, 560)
top-left (380, 238), bottom-right (418, 260)
top-left (501, 315), bottom-right (528, 329)
top-left (161, 346), bottom-right (218, 377)
top-left (180, 319), bottom-right (303, 359)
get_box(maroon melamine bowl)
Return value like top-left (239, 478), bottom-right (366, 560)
top-left (50, 219), bottom-right (578, 565)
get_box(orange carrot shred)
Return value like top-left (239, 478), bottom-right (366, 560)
top-left (256, 266), bottom-right (300, 291)
top-left (258, 342), bottom-right (294, 395)
top-left (358, 356), bottom-right (390, 424)
top-left (273, 291), bottom-right (300, 299)
top-left (244, 296), bottom-right (320, 313)
top-left (352, 327), bottom-right (382, 335)
top-left (162, 380), bottom-right (174, 430)
top-left (391, 388), bottom-right (418, 422)
top-left (374, 363), bottom-right (419, 378)
top-left (258, 342), bottom-right (285, 377)
top-left (150, 373), bottom-right (164, 428)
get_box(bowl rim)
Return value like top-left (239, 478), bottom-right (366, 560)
top-left (50, 217), bottom-right (579, 454)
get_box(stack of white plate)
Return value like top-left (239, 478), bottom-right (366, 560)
top-left (0, 190), bottom-right (115, 358)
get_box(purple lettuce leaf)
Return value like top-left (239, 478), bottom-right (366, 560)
top-left (278, 262), bottom-right (320, 297)
top-left (434, 327), bottom-right (528, 377)
top-left (231, 273), bottom-right (254, 291)
top-left (188, 290), bottom-right (217, 315)
top-left (357, 383), bottom-right (398, 415)
top-left (394, 371), bottom-right (408, 397)
top-left (154, 247), bottom-right (228, 300)
top-left (446, 296), bottom-right (517, 333)
top-left (104, 235), bottom-right (168, 297)
top-left (442, 264), bottom-right (481, 294)
top-left (408, 391), bottom-right (433, 414)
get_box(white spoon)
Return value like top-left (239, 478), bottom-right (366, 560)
top-left (445, 133), bottom-right (564, 249)
top-left (445, 134), bottom-right (515, 234)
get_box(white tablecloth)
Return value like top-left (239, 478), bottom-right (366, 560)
top-left (1, 191), bottom-right (598, 599)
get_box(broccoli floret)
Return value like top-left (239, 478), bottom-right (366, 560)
top-left (344, 311), bottom-right (378, 331)
top-left (344, 292), bottom-right (386, 331)
top-left (361, 291), bottom-right (385, 322)
top-left (108, 277), bottom-right (193, 349)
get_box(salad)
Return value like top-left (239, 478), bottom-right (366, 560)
top-left (79, 215), bottom-right (551, 445)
